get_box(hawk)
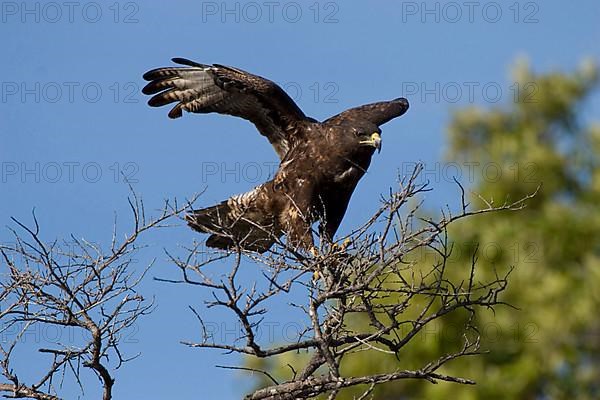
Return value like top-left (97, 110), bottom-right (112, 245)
top-left (143, 58), bottom-right (409, 253)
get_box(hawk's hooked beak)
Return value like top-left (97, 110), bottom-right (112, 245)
top-left (360, 132), bottom-right (382, 153)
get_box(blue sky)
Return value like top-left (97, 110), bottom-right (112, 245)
top-left (1, 1), bottom-right (599, 398)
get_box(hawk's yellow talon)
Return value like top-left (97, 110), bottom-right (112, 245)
top-left (312, 270), bottom-right (321, 281)
top-left (332, 238), bottom-right (351, 252)
top-left (342, 238), bottom-right (351, 250)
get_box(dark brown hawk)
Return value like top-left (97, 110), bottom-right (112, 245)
top-left (143, 58), bottom-right (409, 253)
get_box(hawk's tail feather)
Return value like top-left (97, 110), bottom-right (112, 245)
top-left (185, 201), bottom-right (231, 234)
top-left (185, 198), bottom-right (281, 253)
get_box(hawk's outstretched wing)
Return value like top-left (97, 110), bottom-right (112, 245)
top-left (142, 58), bottom-right (313, 159)
top-left (324, 98), bottom-right (409, 127)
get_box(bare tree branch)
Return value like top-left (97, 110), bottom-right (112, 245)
top-left (167, 164), bottom-right (538, 399)
top-left (0, 192), bottom-right (199, 400)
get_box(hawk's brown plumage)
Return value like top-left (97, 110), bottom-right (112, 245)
top-left (143, 58), bottom-right (409, 252)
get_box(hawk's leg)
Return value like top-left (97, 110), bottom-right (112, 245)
top-left (285, 213), bottom-right (315, 252)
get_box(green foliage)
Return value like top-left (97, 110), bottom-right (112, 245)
top-left (436, 59), bottom-right (600, 400)
top-left (246, 60), bottom-right (600, 399)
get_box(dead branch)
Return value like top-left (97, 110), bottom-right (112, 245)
top-left (0, 192), bottom-right (199, 400)
top-left (167, 164), bottom-right (537, 399)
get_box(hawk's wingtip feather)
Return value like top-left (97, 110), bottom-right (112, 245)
top-left (172, 57), bottom-right (205, 68)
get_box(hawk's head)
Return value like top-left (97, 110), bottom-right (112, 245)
top-left (326, 97), bottom-right (409, 156)
top-left (353, 122), bottom-right (383, 153)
